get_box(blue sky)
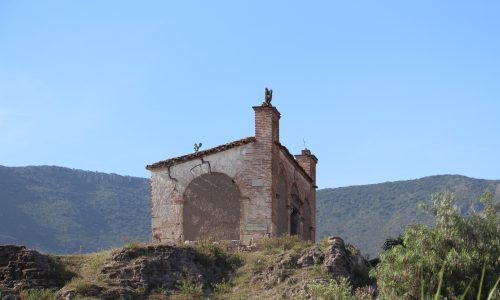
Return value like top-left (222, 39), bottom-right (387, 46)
top-left (1, 1), bottom-right (499, 188)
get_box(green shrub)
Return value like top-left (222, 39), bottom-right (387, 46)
top-left (312, 263), bottom-right (328, 276)
top-left (302, 278), bottom-right (372, 300)
top-left (260, 235), bottom-right (310, 255)
top-left (318, 237), bottom-right (330, 252)
top-left (214, 278), bottom-right (235, 294)
top-left (177, 278), bottom-right (203, 298)
top-left (346, 243), bottom-right (360, 256)
top-left (195, 240), bottom-right (224, 258)
top-left (371, 191), bottom-right (500, 299)
top-left (193, 240), bottom-right (243, 273)
top-left (382, 235), bottom-right (404, 251)
top-left (66, 277), bottom-right (95, 295)
top-left (303, 278), bottom-right (352, 300)
top-left (123, 241), bottom-right (144, 250)
top-left (353, 286), bottom-right (376, 300)
top-left (21, 289), bottom-right (57, 300)
top-left (248, 253), bottom-right (274, 274)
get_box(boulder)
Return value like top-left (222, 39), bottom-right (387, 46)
top-left (324, 237), bottom-right (352, 280)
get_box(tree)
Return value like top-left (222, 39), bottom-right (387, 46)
top-left (371, 191), bottom-right (500, 299)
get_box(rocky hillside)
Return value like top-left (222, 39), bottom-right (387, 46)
top-left (317, 175), bottom-right (500, 257)
top-left (0, 236), bottom-right (373, 299)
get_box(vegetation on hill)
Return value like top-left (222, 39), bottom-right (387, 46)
top-left (1, 165), bottom-right (499, 260)
top-left (0, 165), bottom-right (150, 253)
top-left (3, 236), bottom-right (376, 299)
top-left (373, 191), bottom-right (500, 299)
top-left (4, 212), bottom-right (499, 300)
top-left (2, 189), bottom-right (499, 299)
top-left (317, 175), bottom-right (500, 257)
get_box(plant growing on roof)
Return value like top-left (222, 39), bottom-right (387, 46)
top-left (194, 143), bottom-right (202, 153)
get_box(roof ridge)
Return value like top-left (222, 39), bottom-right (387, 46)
top-left (275, 141), bottom-right (314, 183)
top-left (146, 136), bottom-right (256, 170)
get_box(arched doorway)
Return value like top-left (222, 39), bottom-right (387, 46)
top-left (183, 173), bottom-right (240, 241)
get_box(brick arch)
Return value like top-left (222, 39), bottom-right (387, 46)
top-left (182, 172), bottom-right (241, 241)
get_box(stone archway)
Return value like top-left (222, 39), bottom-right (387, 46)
top-left (183, 173), bottom-right (241, 241)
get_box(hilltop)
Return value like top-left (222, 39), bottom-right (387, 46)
top-left (0, 236), bottom-right (374, 299)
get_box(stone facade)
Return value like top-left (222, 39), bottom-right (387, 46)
top-left (146, 96), bottom-right (317, 244)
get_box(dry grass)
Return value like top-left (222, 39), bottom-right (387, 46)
top-left (55, 248), bottom-right (116, 299)
top-left (57, 249), bottom-right (113, 285)
top-left (211, 237), bottom-right (327, 300)
top-left (50, 237), bottom-right (328, 299)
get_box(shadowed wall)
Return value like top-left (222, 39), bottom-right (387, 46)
top-left (183, 173), bottom-right (241, 240)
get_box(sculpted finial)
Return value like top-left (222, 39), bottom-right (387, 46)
top-left (262, 88), bottom-right (273, 107)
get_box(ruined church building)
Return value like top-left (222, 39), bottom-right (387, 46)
top-left (146, 90), bottom-right (318, 244)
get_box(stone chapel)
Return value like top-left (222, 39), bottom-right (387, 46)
top-left (146, 89), bottom-right (318, 244)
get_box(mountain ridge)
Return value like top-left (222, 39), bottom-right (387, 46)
top-left (326, 174), bottom-right (500, 189)
top-left (317, 174), bottom-right (500, 256)
top-left (1, 165), bottom-right (498, 256)
top-left (0, 165), bottom-right (151, 253)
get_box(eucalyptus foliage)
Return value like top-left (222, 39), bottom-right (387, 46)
top-left (371, 191), bottom-right (500, 299)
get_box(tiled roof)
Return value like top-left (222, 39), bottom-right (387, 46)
top-left (146, 136), bottom-right (256, 170)
top-left (275, 142), bottom-right (314, 183)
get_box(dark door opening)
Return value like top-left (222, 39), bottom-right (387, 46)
top-left (290, 208), bottom-right (300, 236)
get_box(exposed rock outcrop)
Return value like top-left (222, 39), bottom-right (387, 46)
top-left (252, 237), bottom-right (370, 290)
top-left (0, 245), bottom-right (71, 297)
top-left (0, 237), bottom-right (373, 299)
top-left (324, 237), bottom-right (352, 279)
top-left (297, 245), bottom-right (325, 267)
top-left (58, 284), bottom-right (138, 300)
top-left (251, 252), bottom-right (299, 287)
top-left (101, 244), bottom-right (240, 293)
top-left (324, 237), bottom-right (372, 287)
